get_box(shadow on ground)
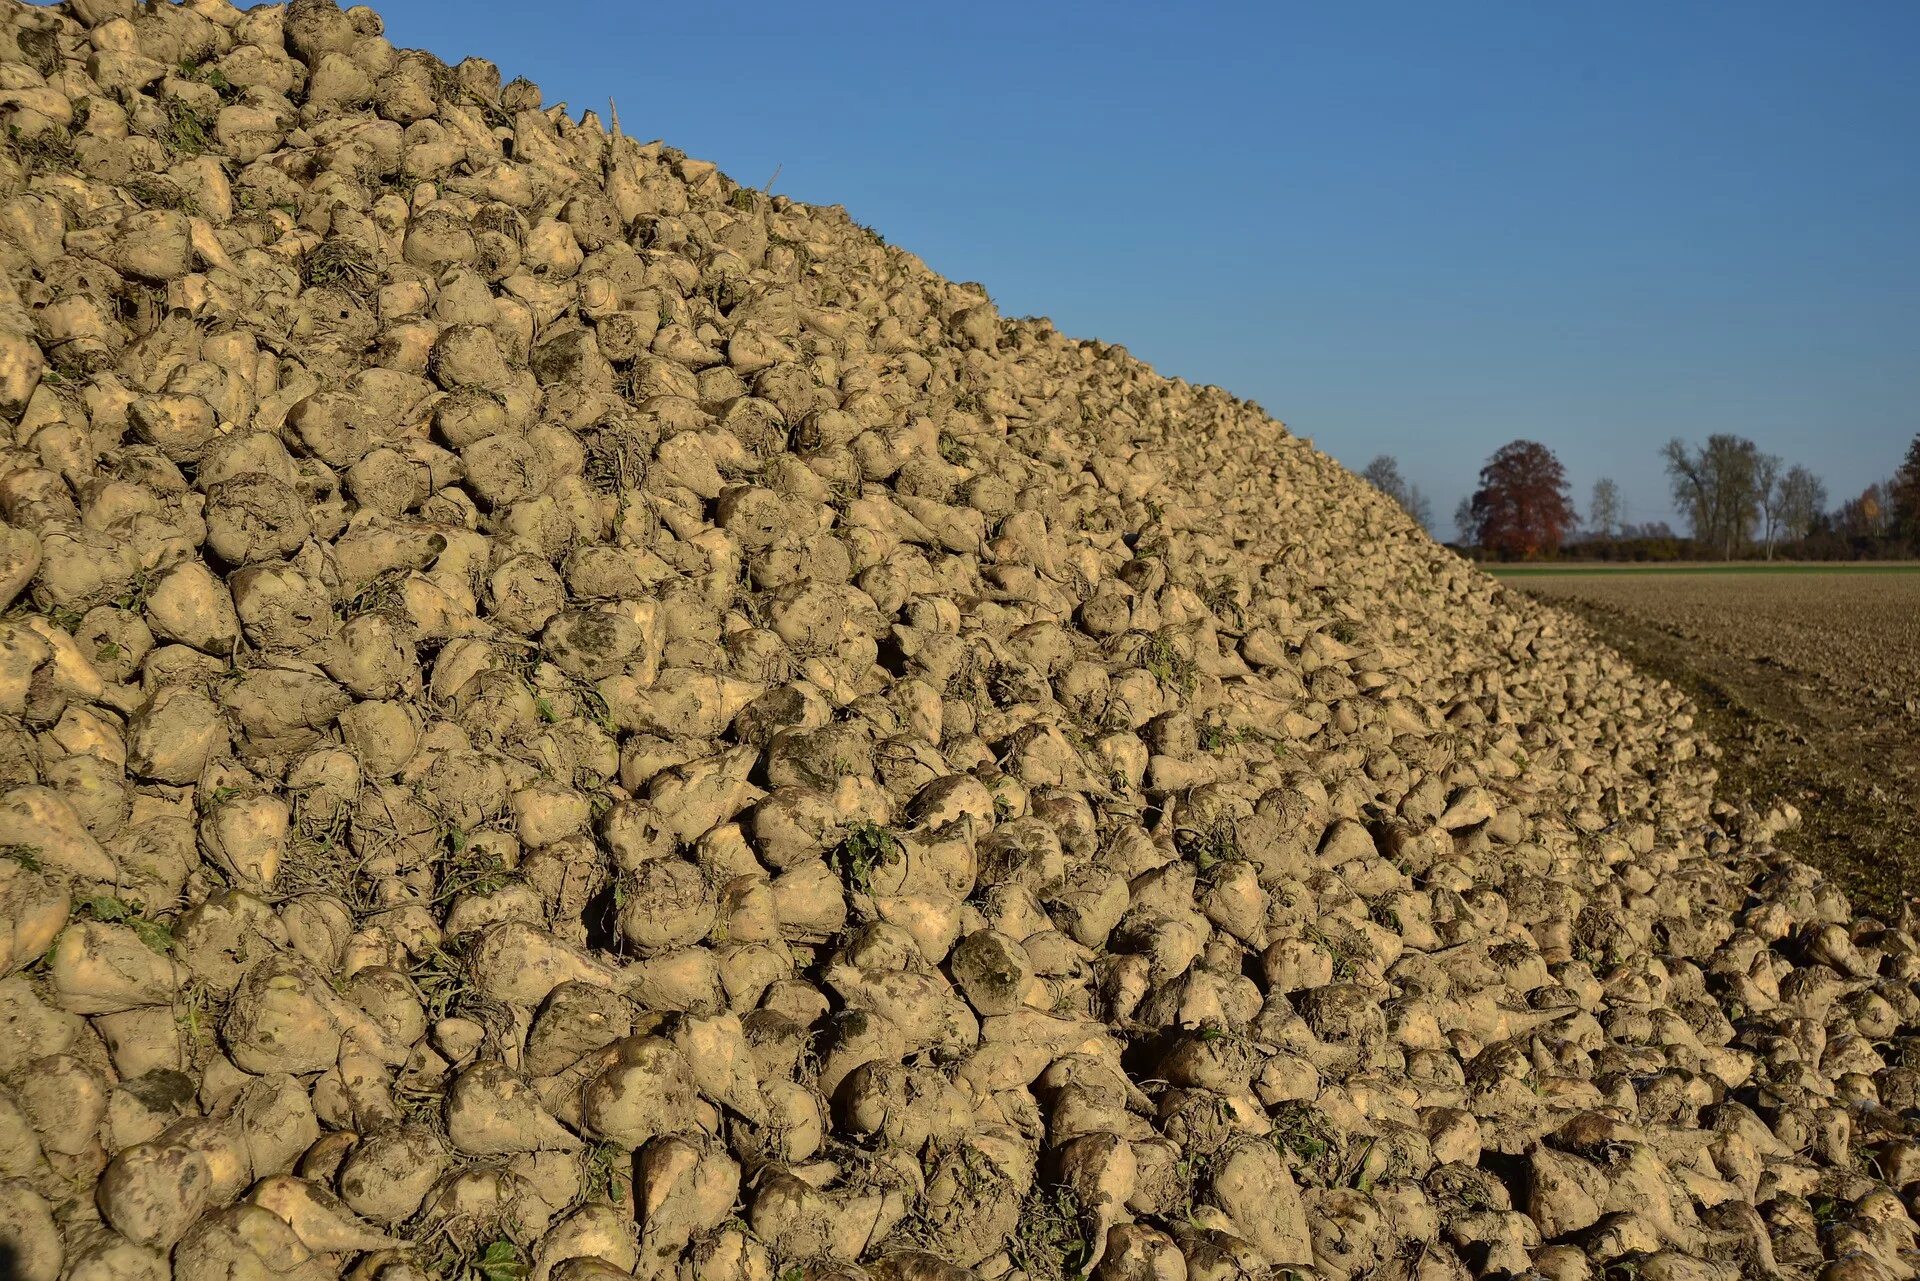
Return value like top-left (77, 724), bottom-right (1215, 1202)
top-left (1534, 593), bottom-right (1920, 921)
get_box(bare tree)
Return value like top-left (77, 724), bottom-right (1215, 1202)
top-left (1453, 495), bottom-right (1477, 548)
top-left (1405, 485), bottom-right (1434, 532)
top-left (1661, 435), bottom-right (1761, 559)
top-left (1361, 455), bottom-right (1404, 496)
top-left (1360, 454), bottom-right (1434, 531)
top-left (1777, 466), bottom-right (1826, 543)
top-left (1752, 452), bottom-right (1783, 559)
top-left (1587, 478), bottom-right (1622, 541)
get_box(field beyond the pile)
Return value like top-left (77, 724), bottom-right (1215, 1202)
top-left (1489, 561), bottom-right (1920, 577)
top-left (1518, 567), bottom-right (1920, 913)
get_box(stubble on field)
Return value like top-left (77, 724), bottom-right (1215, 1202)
top-left (1522, 570), bottom-right (1920, 916)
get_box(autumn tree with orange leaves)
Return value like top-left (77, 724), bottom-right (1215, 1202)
top-left (1466, 440), bottom-right (1576, 559)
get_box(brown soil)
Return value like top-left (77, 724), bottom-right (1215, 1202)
top-left (1523, 572), bottom-right (1920, 918)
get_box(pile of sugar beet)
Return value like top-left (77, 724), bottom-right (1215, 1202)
top-left (0, 2), bottom-right (1914, 1279)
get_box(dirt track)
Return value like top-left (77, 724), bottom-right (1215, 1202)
top-left (1519, 570), bottom-right (1920, 917)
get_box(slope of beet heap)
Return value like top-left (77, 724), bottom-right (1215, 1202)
top-left (0, 2), bottom-right (1904, 1280)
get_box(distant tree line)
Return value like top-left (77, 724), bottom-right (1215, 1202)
top-left (1655, 435), bottom-right (1828, 560)
top-left (1359, 455), bottom-right (1433, 530)
top-left (1367, 429), bottom-right (1920, 561)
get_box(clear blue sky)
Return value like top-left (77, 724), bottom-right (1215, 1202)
top-left (369, 0), bottom-right (1920, 534)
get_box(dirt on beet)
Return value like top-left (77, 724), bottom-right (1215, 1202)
top-left (0, 3), bottom-right (1916, 1280)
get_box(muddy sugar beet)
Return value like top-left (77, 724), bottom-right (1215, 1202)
top-left (0, 1), bottom-right (1903, 1278)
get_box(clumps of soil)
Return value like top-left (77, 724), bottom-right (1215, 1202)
top-left (0, 2), bottom-right (1907, 1280)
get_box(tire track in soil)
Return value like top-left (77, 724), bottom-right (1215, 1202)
top-left (1536, 593), bottom-right (1920, 920)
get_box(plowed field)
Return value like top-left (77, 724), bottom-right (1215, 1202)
top-left (1518, 567), bottom-right (1920, 913)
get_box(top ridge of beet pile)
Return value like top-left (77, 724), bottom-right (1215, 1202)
top-left (0, 2), bottom-right (1904, 1280)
